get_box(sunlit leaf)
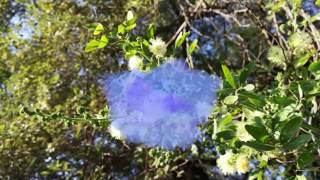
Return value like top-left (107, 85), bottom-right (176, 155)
top-left (118, 24), bottom-right (125, 34)
top-left (85, 40), bottom-right (100, 52)
top-left (175, 32), bottom-right (190, 48)
top-left (221, 65), bottom-right (236, 88)
top-left (98, 35), bottom-right (109, 48)
top-left (223, 95), bottom-right (238, 105)
top-left (187, 39), bottom-right (198, 55)
top-left (93, 23), bottom-right (104, 35)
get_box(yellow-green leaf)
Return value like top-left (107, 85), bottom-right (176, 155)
top-left (98, 35), bottom-right (109, 48)
top-left (93, 23), bottom-right (104, 35)
top-left (188, 39), bottom-right (198, 55)
top-left (85, 40), bottom-right (100, 52)
top-left (175, 32), bottom-right (190, 48)
top-left (222, 65), bottom-right (236, 88)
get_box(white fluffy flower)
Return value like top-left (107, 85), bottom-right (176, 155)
top-left (109, 125), bottom-right (125, 140)
top-left (126, 10), bottom-right (134, 21)
top-left (149, 38), bottom-right (167, 57)
top-left (217, 150), bottom-right (236, 175)
top-left (267, 46), bottom-right (287, 69)
top-left (128, 55), bottom-right (143, 70)
top-left (235, 121), bottom-right (254, 142)
top-left (236, 154), bottom-right (250, 174)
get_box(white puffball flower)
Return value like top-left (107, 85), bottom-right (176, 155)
top-left (149, 38), bottom-right (167, 58)
top-left (236, 154), bottom-right (250, 174)
top-left (217, 150), bottom-right (237, 175)
top-left (235, 121), bottom-right (254, 142)
top-left (109, 125), bottom-right (125, 140)
top-left (127, 10), bottom-right (134, 21)
top-left (128, 55), bottom-right (143, 70)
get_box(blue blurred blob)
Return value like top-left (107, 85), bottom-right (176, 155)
top-left (102, 60), bottom-right (221, 150)
top-left (303, 0), bottom-right (320, 16)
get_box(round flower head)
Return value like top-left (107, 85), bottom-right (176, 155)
top-left (217, 150), bottom-right (236, 175)
top-left (267, 46), bottom-right (287, 69)
top-left (126, 10), bottom-right (134, 21)
top-left (149, 38), bottom-right (167, 58)
top-left (128, 55), bottom-right (143, 70)
top-left (236, 154), bottom-right (250, 174)
top-left (109, 125), bottom-right (125, 140)
top-left (288, 31), bottom-right (312, 53)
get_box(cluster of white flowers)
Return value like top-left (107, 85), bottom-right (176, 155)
top-left (288, 31), bottom-right (312, 53)
top-left (217, 150), bottom-right (251, 175)
top-left (235, 155), bottom-right (250, 174)
top-left (267, 46), bottom-right (287, 69)
top-left (128, 55), bottom-right (143, 70)
top-left (149, 38), bottom-right (167, 58)
top-left (217, 150), bottom-right (236, 175)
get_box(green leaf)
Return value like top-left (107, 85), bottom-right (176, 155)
top-left (238, 91), bottom-right (265, 107)
top-left (243, 84), bottom-right (255, 91)
top-left (308, 61), bottom-right (320, 72)
top-left (93, 23), bottom-right (104, 35)
top-left (218, 114), bottom-right (233, 128)
top-left (271, 96), bottom-right (295, 107)
top-left (124, 16), bottom-right (137, 26)
top-left (245, 125), bottom-right (269, 142)
top-left (223, 95), bottom-right (238, 105)
top-left (85, 40), bottom-right (100, 52)
top-left (239, 62), bottom-right (255, 84)
top-left (98, 35), bottom-right (109, 48)
top-left (125, 49), bottom-right (137, 58)
top-left (216, 130), bottom-right (234, 140)
top-left (295, 175), bottom-right (307, 180)
top-left (148, 24), bottom-right (155, 39)
top-left (125, 23), bottom-right (136, 31)
top-left (283, 134), bottom-right (311, 150)
top-left (297, 151), bottom-right (315, 168)
top-left (187, 39), bottom-right (198, 55)
top-left (222, 65), bottom-right (236, 88)
top-left (175, 32), bottom-right (190, 48)
top-left (270, 0), bottom-right (286, 12)
top-left (280, 117), bottom-right (303, 143)
top-left (243, 141), bottom-right (274, 151)
top-left (295, 51), bottom-right (315, 68)
top-left (118, 24), bottom-right (125, 34)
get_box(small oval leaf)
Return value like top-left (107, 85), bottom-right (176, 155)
top-left (223, 95), bottom-right (238, 105)
top-left (93, 23), bottom-right (104, 35)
